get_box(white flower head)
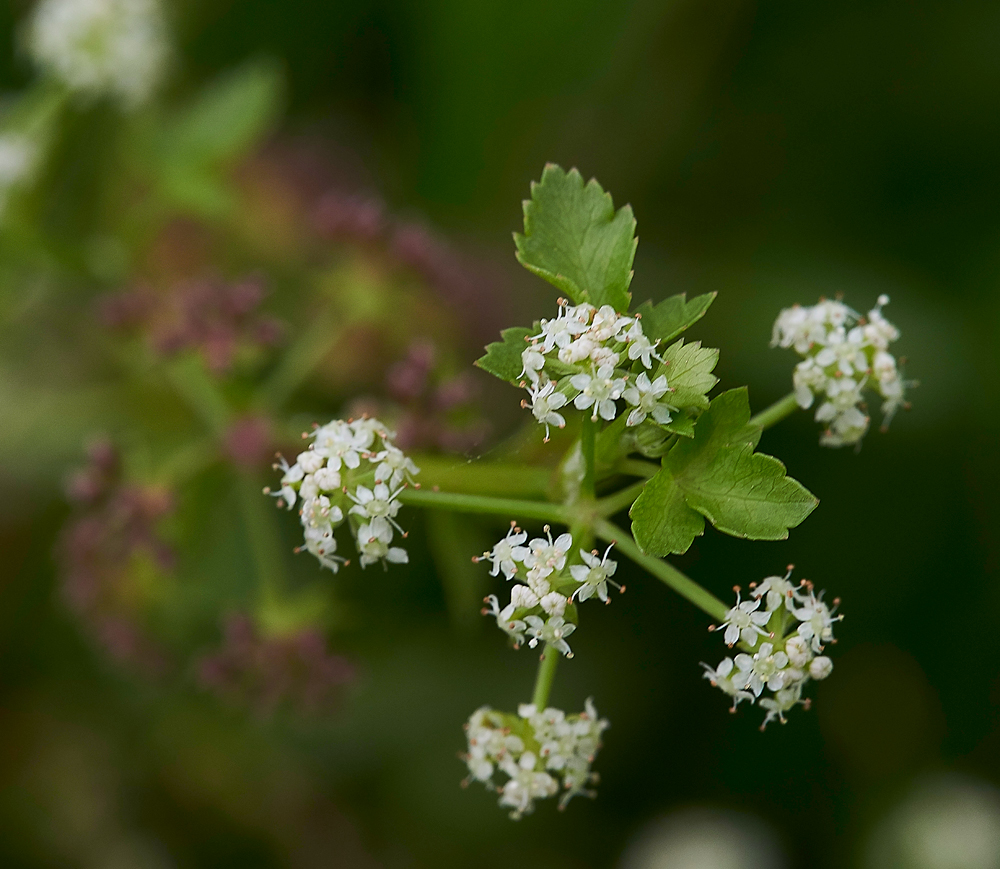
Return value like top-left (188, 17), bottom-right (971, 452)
top-left (29, 0), bottom-right (170, 107)
top-left (373, 445), bottom-right (419, 487)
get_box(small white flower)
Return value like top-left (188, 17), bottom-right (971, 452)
top-left (524, 527), bottom-right (573, 573)
top-left (701, 657), bottom-right (755, 711)
top-left (301, 526), bottom-right (345, 572)
top-left (624, 321), bottom-right (661, 368)
top-left (356, 521), bottom-right (408, 569)
top-left (734, 642), bottom-right (790, 697)
top-left (301, 495), bottom-right (344, 531)
top-left (483, 594), bottom-right (527, 646)
top-left (759, 684), bottom-right (804, 729)
top-left (314, 420), bottom-right (364, 470)
top-left (373, 445), bottom-right (420, 487)
top-left (588, 305), bottom-right (632, 342)
top-left (509, 584), bottom-right (540, 610)
top-left (783, 635), bottom-right (812, 668)
top-left (809, 656), bottom-right (834, 680)
top-left (751, 570), bottom-right (797, 612)
top-left (313, 466), bottom-right (341, 491)
top-left (519, 346), bottom-right (547, 384)
top-left (792, 590), bottom-right (841, 652)
top-left (348, 482), bottom-right (403, 527)
top-left (569, 544), bottom-right (619, 603)
top-left (570, 364), bottom-right (625, 421)
top-left (524, 615), bottom-right (576, 656)
top-left (622, 372), bottom-right (673, 427)
top-left (481, 525), bottom-right (529, 579)
top-left (296, 450), bottom-right (326, 474)
top-left (524, 566), bottom-right (552, 599)
top-left (717, 589), bottom-right (771, 647)
top-left (526, 381), bottom-right (568, 441)
top-left (539, 591), bottom-right (568, 617)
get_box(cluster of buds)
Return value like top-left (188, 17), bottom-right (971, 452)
top-left (197, 613), bottom-right (354, 715)
top-left (477, 524), bottom-right (621, 657)
top-left (28, 0), bottom-right (170, 107)
top-left (267, 416), bottom-right (419, 570)
top-left (98, 275), bottom-right (285, 375)
top-left (520, 301), bottom-right (673, 440)
top-left (702, 569), bottom-right (842, 729)
top-left (772, 295), bottom-right (910, 447)
top-left (462, 700), bottom-right (610, 819)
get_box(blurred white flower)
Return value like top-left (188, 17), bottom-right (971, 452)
top-left (29, 0), bottom-right (170, 107)
top-left (864, 775), bottom-right (1000, 869)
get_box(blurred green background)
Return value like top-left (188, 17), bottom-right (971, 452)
top-left (1, 1), bottom-right (998, 867)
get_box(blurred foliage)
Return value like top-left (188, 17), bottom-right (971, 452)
top-left (1, 1), bottom-right (999, 868)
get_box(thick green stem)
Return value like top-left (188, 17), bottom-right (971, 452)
top-left (593, 518), bottom-right (728, 622)
top-left (750, 391), bottom-right (801, 431)
top-left (531, 644), bottom-right (561, 709)
top-left (397, 488), bottom-right (567, 524)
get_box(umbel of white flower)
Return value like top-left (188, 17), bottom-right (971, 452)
top-left (477, 525), bottom-right (621, 658)
top-left (702, 569), bottom-right (842, 729)
top-left (28, 0), bottom-right (169, 107)
top-left (519, 300), bottom-right (675, 440)
top-left (462, 700), bottom-right (610, 819)
top-left (266, 416), bottom-right (419, 571)
top-left (772, 296), bottom-right (912, 448)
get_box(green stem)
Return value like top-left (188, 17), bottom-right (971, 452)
top-left (749, 391), bottom-right (800, 431)
top-left (531, 644), bottom-right (561, 709)
top-left (593, 518), bottom-right (728, 622)
top-left (397, 488), bottom-right (567, 524)
top-left (580, 415), bottom-right (597, 499)
top-left (257, 307), bottom-right (349, 410)
top-left (597, 479), bottom-right (646, 518)
top-left (614, 458), bottom-right (660, 479)
top-left (164, 354), bottom-right (231, 436)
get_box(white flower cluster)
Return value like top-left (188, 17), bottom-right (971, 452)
top-left (462, 699), bottom-right (610, 818)
top-left (29, 0), bottom-right (169, 107)
top-left (772, 295), bottom-right (910, 448)
top-left (477, 524), bottom-right (620, 657)
top-left (519, 300), bottom-right (674, 440)
top-left (702, 570), bottom-right (841, 729)
top-left (267, 416), bottom-right (419, 571)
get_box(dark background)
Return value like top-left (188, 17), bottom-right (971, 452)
top-left (1, 1), bottom-right (997, 867)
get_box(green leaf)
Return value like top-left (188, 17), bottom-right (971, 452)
top-left (638, 292), bottom-right (716, 343)
top-left (514, 164), bottom-right (636, 312)
top-left (630, 388), bottom-right (817, 555)
top-left (662, 411), bottom-right (696, 438)
top-left (659, 339), bottom-right (719, 410)
top-left (159, 59), bottom-right (283, 169)
top-left (629, 467), bottom-right (705, 556)
top-left (475, 326), bottom-right (532, 383)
